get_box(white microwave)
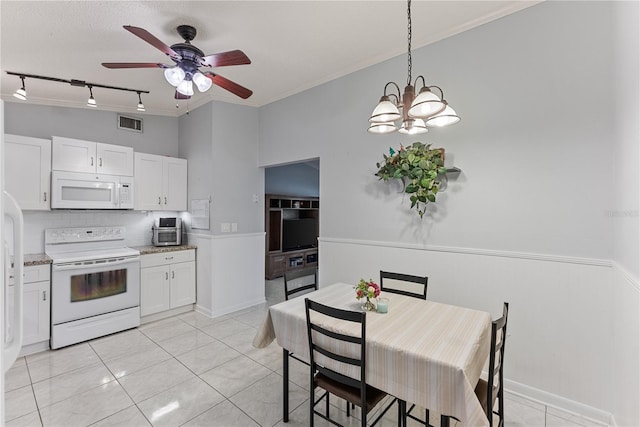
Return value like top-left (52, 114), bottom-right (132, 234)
top-left (51, 171), bottom-right (134, 209)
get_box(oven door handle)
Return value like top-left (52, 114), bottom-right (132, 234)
top-left (53, 256), bottom-right (139, 271)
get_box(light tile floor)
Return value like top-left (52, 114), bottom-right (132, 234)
top-left (4, 279), bottom-right (604, 427)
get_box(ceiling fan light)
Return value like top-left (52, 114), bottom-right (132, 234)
top-left (176, 79), bottom-right (194, 96)
top-left (192, 72), bottom-right (212, 92)
top-left (368, 122), bottom-right (398, 134)
top-left (408, 88), bottom-right (446, 118)
top-left (398, 118), bottom-right (428, 135)
top-left (164, 66), bottom-right (186, 87)
top-left (369, 96), bottom-right (402, 123)
top-left (13, 87), bottom-right (26, 101)
top-left (425, 104), bottom-right (461, 127)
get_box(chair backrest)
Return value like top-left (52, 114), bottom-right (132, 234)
top-left (284, 268), bottom-right (318, 300)
top-left (379, 271), bottom-right (428, 300)
top-left (305, 298), bottom-right (366, 393)
top-left (486, 302), bottom-right (509, 424)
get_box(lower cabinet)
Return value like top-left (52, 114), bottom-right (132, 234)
top-left (12, 264), bottom-right (51, 353)
top-left (140, 249), bottom-right (196, 317)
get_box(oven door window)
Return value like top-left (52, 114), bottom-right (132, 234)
top-left (70, 268), bottom-right (127, 302)
top-left (157, 230), bottom-right (177, 243)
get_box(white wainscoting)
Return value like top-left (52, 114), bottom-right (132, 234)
top-left (318, 237), bottom-right (637, 425)
top-left (189, 232), bottom-right (266, 318)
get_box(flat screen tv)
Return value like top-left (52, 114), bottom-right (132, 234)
top-left (282, 218), bottom-right (317, 251)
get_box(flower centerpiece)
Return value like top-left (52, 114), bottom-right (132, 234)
top-left (355, 278), bottom-right (380, 312)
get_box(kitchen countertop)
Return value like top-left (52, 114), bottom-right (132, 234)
top-left (133, 245), bottom-right (197, 255)
top-left (24, 253), bottom-right (52, 266)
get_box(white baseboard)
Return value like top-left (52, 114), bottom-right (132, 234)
top-left (505, 378), bottom-right (612, 426)
top-left (211, 297), bottom-right (266, 318)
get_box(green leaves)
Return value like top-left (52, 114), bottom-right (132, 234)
top-left (374, 141), bottom-right (447, 218)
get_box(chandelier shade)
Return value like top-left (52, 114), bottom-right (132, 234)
top-left (398, 118), bottom-right (428, 135)
top-left (425, 104), bottom-right (461, 127)
top-left (407, 87), bottom-right (446, 119)
top-left (369, 96), bottom-right (402, 123)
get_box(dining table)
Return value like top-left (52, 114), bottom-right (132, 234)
top-left (253, 282), bottom-right (492, 427)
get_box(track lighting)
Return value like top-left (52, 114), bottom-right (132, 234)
top-left (136, 92), bottom-right (145, 112)
top-left (86, 85), bottom-right (97, 107)
top-left (6, 71), bottom-right (149, 112)
top-left (13, 75), bottom-right (27, 100)
top-left (367, 0), bottom-right (460, 134)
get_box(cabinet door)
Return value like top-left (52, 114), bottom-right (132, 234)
top-left (163, 157), bottom-right (188, 211)
top-left (170, 261), bottom-right (196, 308)
top-left (52, 136), bottom-right (96, 173)
top-left (97, 143), bottom-right (134, 176)
top-left (140, 265), bottom-right (171, 316)
top-left (22, 281), bottom-right (51, 346)
top-left (134, 153), bottom-right (164, 211)
top-left (4, 134), bottom-right (51, 210)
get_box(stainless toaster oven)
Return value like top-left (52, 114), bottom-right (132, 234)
top-left (152, 217), bottom-right (182, 246)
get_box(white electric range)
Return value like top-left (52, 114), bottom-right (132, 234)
top-left (45, 226), bottom-right (140, 349)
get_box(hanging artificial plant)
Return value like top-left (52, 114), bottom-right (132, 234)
top-left (375, 142), bottom-right (446, 218)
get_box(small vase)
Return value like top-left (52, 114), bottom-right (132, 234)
top-left (361, 297), bottom-right (376, 312)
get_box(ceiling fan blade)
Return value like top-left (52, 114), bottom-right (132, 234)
top-left (124, 25), bottom-right (180, 60)
top-left (175, 91), bottom-right (191, 100)
top-left (102, 62), bottom-right (170, 69)
top-left (206, 73), bottom-right (253, 99)
top-left (200, 50), bottom-right (251, 68)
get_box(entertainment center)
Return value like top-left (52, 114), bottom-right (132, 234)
top-left (265, 194), bottom-right (319, 279)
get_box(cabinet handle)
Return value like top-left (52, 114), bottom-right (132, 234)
top-left (42, 290), bottom-right (47, 301)
top-left (165, 256), bottom-right (174, 260)
top-left (43, 192), bottom-right (47, 202)
top-left (172, 271), bottom-right (175, 279)
top-left (165, 272), bottom-right (169, 280)
top-left (91, 156), bottom-right (94, 166)
top-left (99, 158), bottom-right (103, 167)
top-left (158, 197), bottom-right (162, 205)
top-left (164, 196), bottom-right (167, 205)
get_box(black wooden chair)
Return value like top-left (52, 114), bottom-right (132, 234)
top-left (379, 271), bottom-right (428, 300)
top-left (475, 302), bottom-right (509, 427)
top-left (379, 271), bottom-right (430, 426)
top-left (284, 267), bottom-right (318, 301)
top-left (305, 299), bottom-right (398, 427)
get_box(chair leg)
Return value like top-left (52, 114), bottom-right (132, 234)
top-left (326, 393), bottom-right (330, 419)
top-left (425, 408), bottom-right (430, 426)
top-left (441, 414), bottom-right (450, 427)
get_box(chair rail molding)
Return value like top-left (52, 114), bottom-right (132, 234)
top-left (319, 237), bottom-right (612, 268)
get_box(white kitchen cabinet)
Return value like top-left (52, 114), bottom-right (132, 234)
top-left (134, 152), bottom-right (187, 211)
top-left (7, 264), bottom-right (51, 352)
top-left (140, 250), bottom-right (195, 317)
top-left (52, 136), bottom-right (133, 176)
top-left (4, 134), bottom-right (51, 210)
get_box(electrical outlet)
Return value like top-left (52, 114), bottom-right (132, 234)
top-left (231, 223), bottom-right (238, 232)
top-left (252, 194), bottom-right (259, 203)
top-left (221, 223), bottom-right (231, 233)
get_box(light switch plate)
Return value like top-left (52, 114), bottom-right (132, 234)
top-left (221, 223), bottom-right (231, 232)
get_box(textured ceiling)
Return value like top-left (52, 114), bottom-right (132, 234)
top-left (0, 1), bottom-right (539, 117)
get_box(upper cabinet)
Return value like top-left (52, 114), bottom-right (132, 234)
top-left (4, 134), bottom-right (51, 210)
top-left (134, 153), bottom-right (187, 211)
top-left (52, 136), bottom-right (133, 176)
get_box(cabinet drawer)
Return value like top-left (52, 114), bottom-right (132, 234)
top-left (141, 249), bottom-right (195, 268)
top-left (24, 265), bottom-right (50, 284)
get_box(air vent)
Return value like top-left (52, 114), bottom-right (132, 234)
top-left (118, 114), bottom-right (143, 133)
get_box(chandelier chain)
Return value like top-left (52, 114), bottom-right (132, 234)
top-left (407, 0), bottom-right (412, 86)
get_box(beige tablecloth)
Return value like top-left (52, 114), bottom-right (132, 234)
top-left (253, 283), bottom-right (492, 427)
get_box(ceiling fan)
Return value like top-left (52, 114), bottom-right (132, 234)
top-left (102, 24), bottom-right (252, 100)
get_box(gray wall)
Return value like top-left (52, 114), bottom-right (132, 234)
top-left (179, 101), bottom-right (263, 235)
top-left (4, 102), bottom-right (179, 156)
top-left (265, 160), bottom-right (319, 197)
top-left (259, 1), bottom-right (615, 261)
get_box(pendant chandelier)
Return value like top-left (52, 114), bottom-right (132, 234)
top-left (368, 0), bottom-right (460, 135)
